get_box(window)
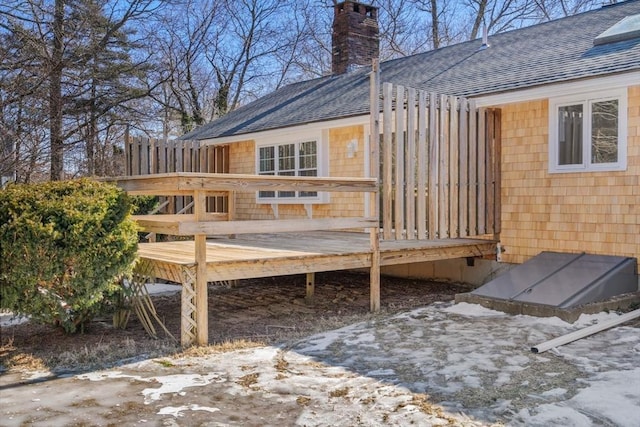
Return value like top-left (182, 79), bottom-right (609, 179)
top-left (549, 89), bottom-right (627, 173)
top-left (257, 139), bottom-right (326, 203)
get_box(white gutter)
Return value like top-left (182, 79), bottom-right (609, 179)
top-left (531, 308), bottom-right (640, 354)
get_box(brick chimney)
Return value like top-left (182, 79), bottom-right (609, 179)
top-left (332, 1), bottom-right (379, 75)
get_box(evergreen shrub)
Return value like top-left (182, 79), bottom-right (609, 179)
top-left (0, 179), bottom-right (138, 333)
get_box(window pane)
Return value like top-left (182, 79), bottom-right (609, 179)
top-left (591, 99), bottom-right (618, 164)
top-left (558, 105), bottom-right (583, 165)
top-left (259, 141), bottom-right (320, 201)
top-left (299, 141), bottom-right (317, 169)
top-left (258, 147), bottom-right (275, 173)
top-left (279, 144), bottom-right (295, 172)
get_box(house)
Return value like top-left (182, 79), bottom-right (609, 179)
top-left (181, 0), bottom-right (640, 278)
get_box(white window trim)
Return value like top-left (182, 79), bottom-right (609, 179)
top-left (255, 131), bottom-right (329, 204)
top-left (549, 88), bottom-right (627, 173)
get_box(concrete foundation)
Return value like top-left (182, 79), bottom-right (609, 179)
top-left (455, 291), bottom-right (640, 323)
top-left (381, 258), bottom-right (513, 287)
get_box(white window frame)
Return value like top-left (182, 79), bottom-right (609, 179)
top-left (549, 88), bottom-right (627, 173)
top-left (255, 133), bottom-right (329, 204)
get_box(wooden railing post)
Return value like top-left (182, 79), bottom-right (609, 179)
top-left (369, 59), bottom-right (381, 312)
top-left (194, 189), bottom-right (208, 345)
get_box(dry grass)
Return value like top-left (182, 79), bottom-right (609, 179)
top-left (179, 339), bottom-right (264, 358)
top-left (395, 393), bottom-right (459, 424)
top-left (296, 396), bottom-right (311, 406)
top-left (1, 272), bottom-right (465, 374)
top-left (329, 386), bottom-right (351, 399)
top-left (236, 372), bottom-right (259, 388)
top-left (274, 351), bottom-right (289, 372)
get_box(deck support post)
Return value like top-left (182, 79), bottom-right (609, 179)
top-left (305, 272), bottom-right (315, 302)
top-left (180, 267), bottom-right (197, 346)
top-left (194, 190), bottom-right (209, 345)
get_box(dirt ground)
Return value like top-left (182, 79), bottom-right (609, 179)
top-left (0, 271), bottom-right (471, 374)
top-left (2, 273), bottom-right (639, 426)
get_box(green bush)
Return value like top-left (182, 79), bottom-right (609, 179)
top-left (0, 179), bottom-right (138, 333)
top-left (131, 195), bottom-right (159, 215)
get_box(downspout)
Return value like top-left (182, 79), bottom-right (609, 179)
top-left (531, 308), bottom-right (640, 353)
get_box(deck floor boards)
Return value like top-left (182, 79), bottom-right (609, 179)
top-left (137, 231), bottom-right (496, 282)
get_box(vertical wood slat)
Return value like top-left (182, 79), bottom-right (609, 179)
top-left (185, 141), bottom-right (195, 214)
top-left (206, 146), bottom-right (216, 212)
top-left (199, 144), bottom-right (208, 173)
top-left (369, 60), bottom-right (380, 222)
top-left (428, 93), bottom-right (439, 240)
top-left (486, 109), bottom-right (496, 235)
top-left (368, 58), bottom-right (381, 312)
top-left (493, 109), bottom-right (502, 237)
top-left (406, 87), bottom-right (416, 240)
top-left (131, 136), bottom-right (141, 176)
top-left (140, 137), bottom-right (150, 175)
top-left (193, 140), bottom-right (201, 172)
top-left (167, 142), bottom-right (176, 214)
top-left (438, 95), bottom-right (449, 238)
top-left (449, 95), bottom-right (459, 238)
top-left (150, 138), bottom-right (158, 174)
top-left (157, 139), bottom-right (167, 174)
top-left (477, 108), bottom-right (487, 235)
top-left (175, 141), bottom-right (184, 213)
top-left (127, 136), bottom-right (134, 175)
top-left (382, 83), bottom-right (394, 240)
top-left (458, 98), bottom-right (469, 237)
top-left (468, 100), bottom-right (478, 236)
top-left (394, 85), bottom-right (406, 240)
top-left (416, 91), bottom-right (427, 240)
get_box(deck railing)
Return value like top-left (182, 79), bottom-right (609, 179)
top-left (108, 172), bottom-right (381, 345)
top-left (126, 137), bottom-right (230, 215)
top-left (372, 80), bottom-right (501, 241)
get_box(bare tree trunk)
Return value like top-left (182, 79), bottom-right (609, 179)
top-left (50, 0), bottom-right (65, 181)
top-left (430, 0), bottom-right (440, 49)
top-left (470, 0), bottom-right (488, 40)
top-left (86, 73), bottom-right (97, 176)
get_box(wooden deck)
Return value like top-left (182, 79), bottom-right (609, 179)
top-left (131, 229), bottom-right (496, 346)
top-left (110, 170), bottom-right (500, 347)
top-left (137, 231), bottom-right (496, 284)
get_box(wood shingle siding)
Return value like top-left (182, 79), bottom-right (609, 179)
top-left (499, 86), bottom-right (640, 267)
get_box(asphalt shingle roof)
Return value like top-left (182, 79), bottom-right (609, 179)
top-left (184, 0), bottom-right (640, 141)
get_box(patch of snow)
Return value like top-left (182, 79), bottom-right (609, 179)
top-left (366, 368), bottom-right (395, 377)
top-left (157, 404), bottom-right (220, 417)
top-left (516, 369), bottom-right (640, 426)
top-left (573, 311), bottom-right (623, 328)
top-left (541, 388), bottom-right (567, 398)
top-left (515, 405), bottom-right (593, 427)
top-left (145, 283), bottom-right (181, 296)
top-left (0, 312), bottom-right (29, 326)
top-left (443, 302), bottom-right (507, 317)
top-left (142, 373), bottom-right (226, 403)
top-left (78, 371), bottom-right (149, 383)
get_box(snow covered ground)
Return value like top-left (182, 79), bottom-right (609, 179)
top-left (2, 301), bottom-right (639, 426)
top-left (292, 302), bottom-right (640, 426)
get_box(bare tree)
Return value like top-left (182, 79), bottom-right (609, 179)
top-left (1, 0), bottom-right (164, 180)
top-left (531, 0), bottom-right (607, 21)
top-left (147, 0), bottom-right (309, 134)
